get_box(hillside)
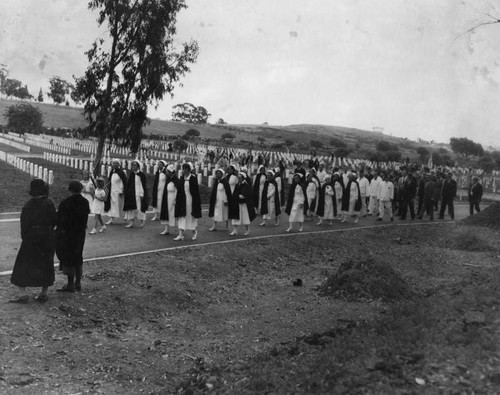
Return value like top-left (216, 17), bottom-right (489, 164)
top-left (0, 98), bottom-right (422, 157)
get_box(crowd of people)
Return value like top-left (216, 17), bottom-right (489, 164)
top-left (9, 155), bottom-right (484, 303)
top-left (82, 157), bottom-right (482, 239)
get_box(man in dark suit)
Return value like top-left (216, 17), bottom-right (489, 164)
top-left (468, 177), bottom-right (483, 215)
top-left (439, 172), bottom-right (457, 220)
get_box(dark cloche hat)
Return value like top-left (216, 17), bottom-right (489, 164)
top-left (29, 179), bottom-right (48, 197)
top-left (68, 180), bottom-right (84, 193)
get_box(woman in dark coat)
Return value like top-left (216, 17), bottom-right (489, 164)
top-left (123, 160), bottom-right (148, 228)
top-left (229, 172), bottom-right (256, 236)
top-left (10, 179), bottom-right (57, 303)
top-left (252, 165), bottom-right (267, 215)
top-left (174, 162), bottom-right (202, 240)
top-left (159, 164), bottom-right (179, 235)
top-left (208, 169), bottom-right (232, 231)
top-left (56, 181), bottom-right (90, 292)
top-left (259, 170), bottom-right (281, 226)
top-left (285, 173), bottom-right (309, 232)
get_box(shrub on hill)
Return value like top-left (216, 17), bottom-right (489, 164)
top-left (4, 102), bottom-right (44, 134)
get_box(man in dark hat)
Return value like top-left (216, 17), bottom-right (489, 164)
top-left (468, 177), bottom-right (483, 215)
top-left (438, 171), bottom-right (457, 220)
top-left (56, 180), bottom-right (90, 292)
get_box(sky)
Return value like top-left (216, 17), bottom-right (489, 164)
top-left (1, 0), bottom-right (500, 148)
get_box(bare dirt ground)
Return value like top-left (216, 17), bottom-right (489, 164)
top-left (1, 204), bottom-right (500, 394)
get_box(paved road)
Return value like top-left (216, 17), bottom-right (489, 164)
top-left (0, 203), bottom-right (477, 274)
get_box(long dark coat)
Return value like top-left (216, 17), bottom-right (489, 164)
top-left (56, 194), bottom-right (90, 270)
top-left (260, 179), bottom-right (281, 216)
top-left (468, 182), bottom-right (483, 203)
top-left (252, 172), bottom-right (266, 205)
top-left (175, 174), bottom-right (202, 219)
top-left (316, 182), bottom-right (335, 217)
top-left (229, 180), bottom-right (256, 222)
top-left (341, 180), bottom-right (362, 211)
top-left (285, 181), bottom-right (309, 216)
top-left (274, 173), bottom-right (285, 205)
top-left (159, 176), bottom-right (179, 221)
top-left (208, 177), bottom-right (232, 218)
top-left (104, 167), bottom-right (127, 212)
top-left (11, 196), bottom-right (57, 287)
top-left (151, 169), bottom-right (166, 208)
top-left (123, 171), bottom-right (149, 213)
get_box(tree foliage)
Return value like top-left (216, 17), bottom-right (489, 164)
top-left (2, 78), bottom-right (32, 99)
top-left (37, 88), bottom-right (44, 102)
top-left (329, 137), bottom-right (347, 148)
top-left (76, 0), bottom-right (199, 172)
top-left (172, 103), bottom-right (211, 124)
top-left (450, 137), bottom-right (484, 158)
top-left (376, 140), bottom-right (398, 152)
top-left (4, 102), bottom-right (44, 134)
top-left (334, 147), bottom-right (352, 158)
top-left (0, 64), bottom-right (7, 98)
top-left (184, 128), bottom-right (200, 139)
top-left (416, 147), bottom-right (429, 163)
top-left (221, 132), bottom-right (235, 141)
top-left (309, 139), bottom-right (323, 149)
top-left (48, 76), bottom-right (70, 104)
top-left (173, 139), bottom-right (188, 152)
top-left (477, 156), bottom-right (495, 173)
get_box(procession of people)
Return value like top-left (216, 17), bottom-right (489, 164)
top-left (9, 151), bottom-right (482, 303)
top-left (85, 156), bottom-right (471, 240)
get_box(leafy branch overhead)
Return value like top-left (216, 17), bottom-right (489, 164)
top-left (74, 0), bottom-right (199, 171)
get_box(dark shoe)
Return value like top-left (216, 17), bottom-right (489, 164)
top-left (57, 286), bottom-right (75, 293)
top-left (390, 217), bottom-right (394, 222)
top-left (376, 218), bottom-right (383, 221)
top-left (9, 295), bottom-right (29, 304)
top-left (438, 217), bottom-right (444, 220)
top-left (35, 294), bottom-right (48, 303)
top-left (75, 285), bottom-right (82, 292)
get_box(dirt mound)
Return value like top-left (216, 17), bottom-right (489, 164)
top-left (319, 256), bottom-right (415, 302)
top-left (461, 202), bottom-right (500, 230)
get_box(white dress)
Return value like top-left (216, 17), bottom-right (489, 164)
top-left (306, 181), bottom-right (317, 215)
top-left (275, 177), bottom-right (282, 205)
top-left (322, 185), bottom-right (335, 220)
top-left (334, 181), bottom-right (343, 214)
top-left (228, 174), bottom-right (238, 195)
top-left (161, 180), bottom-right (177, 227)
top-left (263, 183), bottom-right (276, 220)
top-left (288, 185), bottom-right (305, 223)
top-left (177, 175), bottom-right (198, 231)
top-left (91, 188), bottom-right (106, 215)
top-left (155, 172), bottom-right (167, 215)
top-left (232, 194), bottom-right (251, 226)
top-left (348, 182), bottom-right (360, 214)
top-left (81, 180), bottom-right (94, 208)
top-left (107, 172), bottom-right (124, 218)
top-left (257, 175), bottom-right (266, 214)
top-left (124, 173), bottom-right (146, 221)
top-left (213, 182), bottom-right (229, 222)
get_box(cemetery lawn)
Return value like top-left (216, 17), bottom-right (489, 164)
top-left (1, 201), bottom-right (500, 393)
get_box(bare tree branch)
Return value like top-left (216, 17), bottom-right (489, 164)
top-left (454, 13), bottom-right (500, 42)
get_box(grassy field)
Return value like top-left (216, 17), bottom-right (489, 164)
top-left (0, 98), bottom-right (428, 160)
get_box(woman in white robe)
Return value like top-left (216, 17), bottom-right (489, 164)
top-left (105, 159), bottom-right (127, 225)
top-left (285, 173), bottom-right (307, 232)
top-left (159, 164), bottom-right (178, 235)
top-left (333, 173), bottom-right (343, 220)
top-left (151, 160), bottom-right (167, 221)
